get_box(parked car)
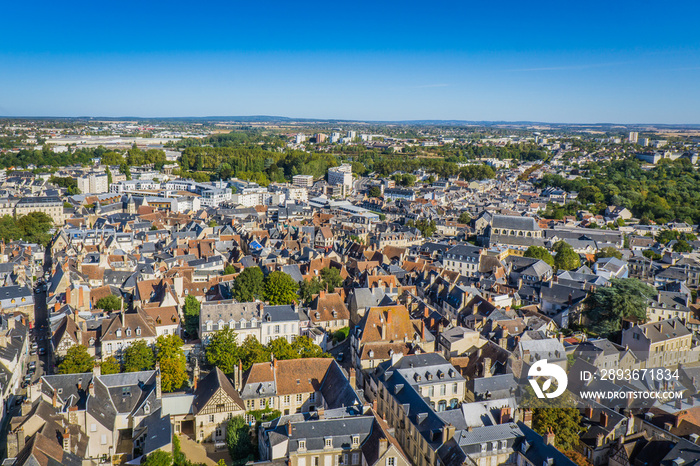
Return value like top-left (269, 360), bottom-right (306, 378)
top-left (336, 352), bottom-right (344, 362)
top-left (38, 347), bottom-right (46, 356)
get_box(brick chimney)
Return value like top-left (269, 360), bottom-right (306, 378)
top-left (544, 428), bottom-right (555, 446)
top-left (63, 429), bottom-right (70, 452)
top-left (600, 411), bottom-right (609, 428)
top-left (585, 405), bottom-right (594, 420)
top-left (500, 407), bottom-right (511, 424)
top-left (286, 420), bottom-right (292, 436)
top-left (349, 368), bottom-right (356, 389)
top-left (319, 290), bottom-right (326, 299)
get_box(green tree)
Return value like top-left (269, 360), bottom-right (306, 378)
top-left (458, 212), bottom-right (471, 224)
top-left (223, 264), bottom-right (236, 275)
top-left (58, 345), bottom-right (94, 374)
top-left (408, 218), bottom-right (437, 238)
top-left (332, 327), bottom-right (350, 344)
top-left (520, 385), bottom-right (581, 451)
top-left (264, 271), bottom-right (299, 305)
top-left (368, 186), bottom-right (382, 198)
top-left (595, 247), bottom-right (623, 260)
top-left (183, 295), bottom-right (201, 339)
top-left (140, 450), bottom-right (173, 466)
top-left (584, 278), bottom-right (657, 337)
top-left (524, 246), bottom-right (555, 266)
top-left (642, 249), bottom-right (662, 260)
top-left (105, 166), bottom-right (113, 187)
top-left (673, 239), bottom-right (693, 253)
top-left (239, 335), bottom-right (270, 370)
top-left (206, 328), bottom-right (240, 375)
top-left (291, 335), bottom-right (328, 358)
top-left (553, 242), bottom-right (581, 270)
top-left (226, 415), bottom-right (253, 462)
top-left (267, 337), bottom-right (298, 360)
top-left (320, 267), bottom-right (343, 291)
top-left (299, 277), bottom-right (324, 305)
top-left (156, 335), bottom-right (188, 392)
top-left (100, 356), bottom-right (121, 375)
top-left (95, 295), bottom-right (122, 312)
top-left (124, 339), bottom-right (155, 372)
top-left (232, 267), bottom-right (265, 302)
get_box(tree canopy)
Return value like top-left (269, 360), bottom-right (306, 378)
top-left (232, 267), bottom-right (265, 302)
top-left (183, 295), bottom-right (201, 339)
top-left (58, 345), bottom-right (94, 374)
top-left (95, 295), bottom-right (122, 313)
top-left (124, 339), bottom-right (155, 372)
top-left (226, 415), bottom-right (254, 462)
top-left (264, 271), bottom-right (299, 305)
top-left (140, 450), bottom-right (173, 466)
top-left (524, 246), bottom-right (554, 266)
top-left (553, 241), bottom-right (581, 271)
top-left (100, 356), bottom-right (121, 375)
top-left (584, 278), bottom-right (657, 337)
top-left (156, 335), bottom-right (188, 392)
top-left (0, 212), bottom-right (54, 246)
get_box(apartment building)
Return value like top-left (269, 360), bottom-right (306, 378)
top-left (14, 196), bottom-right (64, 225)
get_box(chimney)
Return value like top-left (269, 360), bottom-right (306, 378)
top-left (442, 424), bottom-right (456, 444)
top-left (236, 360), bottom-right (243, 390)
top-left (317, 407), bottom-right (325, 419)
top-left (483, 358), bottom-right (491, 377)
top-left (421, 320), bottom-right (426, 341)
top-left (155, 363), bottom-right (162, 399)
top-left (286, 420), bottom-right (292, 436)
top-left (52, 390), bottom-right (58, 407)
top-left (319, 290), bottom-right (325, 299)
top-left (17, 427), bottom-right (25, 452)
top-left (378, 438), bottom-right (388, 457)
top-left (54, 302), bottom-right (60, 312)
top-left (585, 405), bottom-right (594, 420)
top-left (386, 310), bottom-right (392, 325)
top-left (600, 412), bottom-right (609, 428)
top-left (544, 428), bottom-right (555, 446)
top-left (21, 400), bottom-right (32, 416)
top-left (596, 433), bottom-right (604, 447)
top-left (522, 408), bottom-right (532, 426)
top-left (500, 407), bottom-right (511, 424)
top-left (62, 429), bottom-right (71, 452)
top-left (349, 368), bottom-right (356, 389)
top-left (78, 378), bottom-right (82, 391)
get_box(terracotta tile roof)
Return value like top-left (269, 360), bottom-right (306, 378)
top-left (143, 306), bottom-right (180, 327)
top-left (243, 358), bottom-right (335, 396)
top-left (81, 264), bottom-right (104, 282)
top-left (101, 309), bottom-right (157, 341)
top-left (310, 292), bottom-right (350, 323)
top-left (358, 305), bottom-right (415, 344)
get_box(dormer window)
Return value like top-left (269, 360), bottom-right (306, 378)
top-left (135, 327), bottom-right (141, 336)
top-left (116, 329), bottom-right (122, 338)
top-left (126, 328), bottom-right (132, 337)
top-left (144, 402), bottom-right (150, 414)
top-left (298, 440), bottom-right (306, 450)
top-left (240, 319), bottom-right (246, 329)
top-left (352, 435), bottom-right (359, 446)
top-left (89, 337), bottom-right (95, 347)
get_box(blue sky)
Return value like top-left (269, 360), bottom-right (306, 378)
top-left (1, 0), bottom-right (699, 123)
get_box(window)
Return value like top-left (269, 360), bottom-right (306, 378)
top-left (453, 382), bottom-right (458, 394)
top-left (90, 423), bottom-right (97, 432)
top-left (209, 415), bottom-right (215, 423)
top-left (101, 434), bottom-right (107, 445)
top-left (284, 395), bottom-right (291, 405)
top-left (481, 443), bottom-right (487, 453)
top-left (309, 392), bottom-right (315, 402)
top-left (387, 458), bottom-right (396, 466)
top-left (125, 328), bottom-right (131, 337)
top-left (259, 399), bottom-right (265, 408)
top-left (216, 427), bottom-right (222, 437)
top-left (352, 435), bottom-right (360, 446)
top-left (297, 394), bottom-right (303, 403)
top-left (275, 325), bottom-right (280, 334)
top-left (115, 329), bottom-right (122, 338)
top-left (325, 437), bottom-right (332, 448)
top-left (136, 327), bottom-right (141, 336)
top-left (440, 384), bottom-right (446, 396)
top-left (299, 440), bottom-right (306, 450)
top-left (352, 453), bottom-right (359, 465)
top-left (343, 454), bottom-right (348, 465)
